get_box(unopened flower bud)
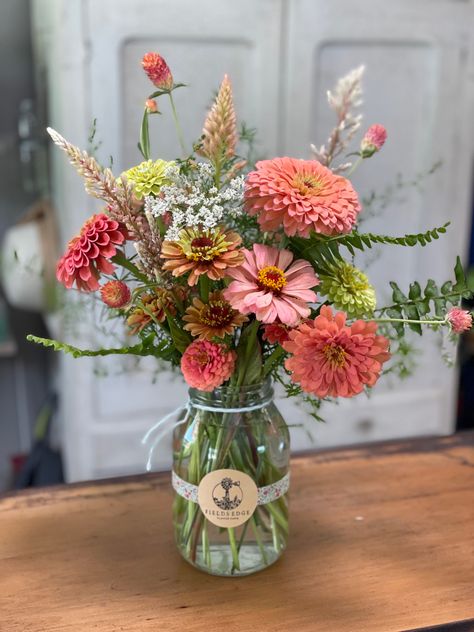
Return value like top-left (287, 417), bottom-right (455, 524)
top-left (145, 98), bottom-right (158, 113)
top-left (360, 124), bottom-right (387, 158)
top-left (141, 52), bottom-right (173, 91)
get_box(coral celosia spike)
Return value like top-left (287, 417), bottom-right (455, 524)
top-left (200, 74), bottom-right (237, 163)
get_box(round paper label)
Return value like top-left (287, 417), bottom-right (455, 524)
top-left (198, 468), bottom-right (258, 528)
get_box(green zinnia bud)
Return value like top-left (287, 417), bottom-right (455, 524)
top-left (122, 159), bottom-right (174, 199)
top-left (319, 262), bottom-right (376, 317)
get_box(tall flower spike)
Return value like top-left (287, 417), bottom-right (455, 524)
top-left (200, 74), bottom-right (237, 163)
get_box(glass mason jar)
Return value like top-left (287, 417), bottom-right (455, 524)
top-left (172, 379), bottom-right (290, 576)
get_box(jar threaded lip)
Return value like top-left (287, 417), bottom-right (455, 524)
top-left (189, 378), bottom-right (273, 408)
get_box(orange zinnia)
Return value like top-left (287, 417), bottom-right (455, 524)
top-left (160, 226), bottom-right (244, 286)
top-left (183, 291), bottom-right (247, 340)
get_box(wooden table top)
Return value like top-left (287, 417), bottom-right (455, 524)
top-left (1, 433), bottom-right (473, 632)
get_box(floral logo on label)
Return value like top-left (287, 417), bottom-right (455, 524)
top-left (212, 477), bottom-right (243, 510)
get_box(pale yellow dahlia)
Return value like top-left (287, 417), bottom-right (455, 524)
top-left (161, 226), bottom-right (244, 286)
top-left (183, 291), bottom-right (247, 340)
top-left (122, 159), bottom-right (173, 199)
top-left (319, 262), bottom-right (376, 317)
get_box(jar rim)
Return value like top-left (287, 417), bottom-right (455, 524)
top-left (188, 377), bottom-right (273, 408)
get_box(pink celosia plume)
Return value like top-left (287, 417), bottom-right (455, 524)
top-left (244, 158), bottom-right (361, 237)
top-left (56, 214), bottom-right (128, 292)
top-left (283, 305), bottom-right (390, 398)
top-left (223, 244), bottom-right (318, 326)
top-left (181, 340), bottom-right (236, 391)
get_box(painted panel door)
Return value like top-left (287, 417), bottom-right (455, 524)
top-left (46, 0), bottom-right (284, 480)
top-left (280, 0), bottom-right (473, 448)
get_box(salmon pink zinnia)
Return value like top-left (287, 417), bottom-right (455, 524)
top-left (283, 306), bottom-right (390, 398)
top-left (56, 214), bottom-right (128, 292)
top-left (244, 157), bottom-right (361, 237)
top-left (181, 340), bottom-right (236, 391)
top-left (223, 244), bottom-right (319, 326)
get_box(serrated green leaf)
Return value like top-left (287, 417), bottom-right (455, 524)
top-left (386, 307), bottom-right (404, 335)
top-left (424, 279), bottom-right (439, 299)
top-left (166, 315), bottom-right (192, 353)
top-left (453, 256), bottom-right (466, 291)
top-left (27, 333), bottom-right (164, 358)
top-left (408, 282), bottom-right (421, 300)
top-left (433, 297), bottom-right (446, 318)
top-left (441, 281), bottom-right (453, 295)
top-left (404, 304), bottom-right (422, 335)
top-left (390, 281), bottom-right (408, 304)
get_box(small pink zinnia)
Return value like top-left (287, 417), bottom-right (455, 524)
top-left (181, 340), bottom-right (236, 392)
top-left (283, 305), bottom-right (390, 398)
top-left (56, 214), bottom-right (128, 292)
top-left (446, 307), bottom-right (472, 334)
top-left (223, 244), bottom-right (319, 326)
top-left (142, 52), bottom-right (173, 91)
top-left (244, 157), bottom-right (361, 237)
top-left (360, 124), bottom-right (387, 157)
top-left (100, 280), bottom-right (131, 308)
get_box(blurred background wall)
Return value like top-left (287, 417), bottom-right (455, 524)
top-left (0, 0), bottom-right (473, 488)
top-left (0, 0), bottom-right (52, 491)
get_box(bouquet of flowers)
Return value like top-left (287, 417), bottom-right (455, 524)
top-left (30, 53), bottom-right (472, 576)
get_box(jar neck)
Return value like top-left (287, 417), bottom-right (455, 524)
top-left (189, 379), bottom-right (273, 410)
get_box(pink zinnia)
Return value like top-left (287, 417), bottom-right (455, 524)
top-left (142, 52), bottom-right (173, 91)
top-left (360, 124), bottom-right (387, 157)
top-left (446, 307), bottom-right (472, 334)
top-left (56, 214), bottom-right (128, 292)
top-left (244, 157), bottom-right (361, 237)
top-left (283, 305), bottom-right (390, 398)
top-left (181, 340), bottom-right (236, 391)
top-left (223, 244), bottom-right (318, 326)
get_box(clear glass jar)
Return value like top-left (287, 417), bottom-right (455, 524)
top-left (172, 379), bottom-right (290, 576)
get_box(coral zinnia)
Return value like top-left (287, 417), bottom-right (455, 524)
top-left (126, 289), bottom-right (177, 335)
top-left (244, 157), bottom-right (361, 237)
top-left (56, 214), bottom-right (128, 292)
top-left (283, 306), bottom-right (390, 398)
top-left (319, 261), bottom-right (376, 317)
top-left (161, 226), bottom-right (244, 286)
top-left (183, 291), bottom-right (247, 340)
top-left (223, 244), bottom-right (319, 325)
top-left (100, 280), bottom-right (131, 308)
top-left (123, 159), bottom-right (173, 199)
top-left (181, 340), bottom-right (236, 391)
top-left (446, 307), bottom-right (472, 334)
top-left (141, 52), bottom-right (174, 90)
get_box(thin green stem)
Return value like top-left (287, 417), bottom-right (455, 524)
top-left (346, 155), bottom-right (363, 176)
top-left (228, 527), bottom-right (240, 572)
top-left (168, 92), bottom-right (187, 156)
top-left (373, 317), bottom-right (445, 326)
top-left (199, 275), bottom-right (210, 303)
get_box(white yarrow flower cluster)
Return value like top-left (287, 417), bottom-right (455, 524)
top-left (145, 163), bottom-right (244, 241)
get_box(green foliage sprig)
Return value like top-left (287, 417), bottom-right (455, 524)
top-left (376, 257), bottom-right (472, 335)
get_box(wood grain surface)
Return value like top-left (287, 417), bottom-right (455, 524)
top-left (1, 434), bottom-right (473, 632)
